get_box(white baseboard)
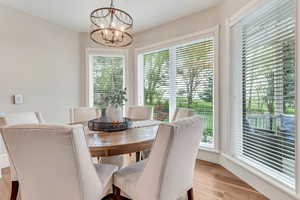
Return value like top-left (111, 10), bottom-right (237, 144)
top-left (220, 153), bottom-right (299, 200)
top-left (0, 153), bottom-right (9, 178)
top-left (197, 149), bottom-right (220, 164)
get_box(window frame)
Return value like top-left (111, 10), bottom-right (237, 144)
top-left (85, 48), bottom-right (129, 108)
top-left (226, 0), bottom-right (299, 193)
top-left (135, 26), bottom-right (220, 151)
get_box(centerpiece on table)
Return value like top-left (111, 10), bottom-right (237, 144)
top-left (105, 88), bottom-right (127, 122)
top-left (88, 88), bottom-right (130, 132)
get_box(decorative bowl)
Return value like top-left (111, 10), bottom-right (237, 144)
top-left (88, 118), bottom-right (133, 132)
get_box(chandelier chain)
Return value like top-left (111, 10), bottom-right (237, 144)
top-left (110, 0), bottom-right (114, 8)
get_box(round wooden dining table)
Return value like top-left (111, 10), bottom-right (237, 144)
top-left (86, 122), bottom-right (159, 161)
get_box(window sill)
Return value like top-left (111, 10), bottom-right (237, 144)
top-left (198, 145), bottom-right (220, 153)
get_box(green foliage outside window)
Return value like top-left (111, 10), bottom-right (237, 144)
top-left (93, 56), bottom-right (124, 109)
top-left (143, 40), bottom-right (214, 143)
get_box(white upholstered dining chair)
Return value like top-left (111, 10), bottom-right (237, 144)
top-left (1, 124), bottom-right (118, 200)
top-left (127, 106), bottom-right (154, 120)
top-left (0, 112), bottom-right (45, 126)
top-left (69, 107), bottom-right (100, 124)
top-left (0, 112), bottom-right (45, 200)
top-left (172, 108), bottom-right (195, 122)
top-left (127, 106), bottom-right (154, 161)
top-left (69, 107), bottom-right (124, 168)
top-left (113, 116), bottom-right (204, 200)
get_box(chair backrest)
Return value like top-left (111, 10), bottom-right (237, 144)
top-left (1, 124), bottom-right (103, 200)
top-left (127, 106), bottom-right (153, 120)
top-left (0, 112), bottom-right (45, 181)
top-left (69, 107), bottom-right (100, 124)
top-left (172, 108), bottom-right (195, 122)
top-left (0, 112), bottom-right (44, 127)
top-left (137, 116), bottom-right (203, 200)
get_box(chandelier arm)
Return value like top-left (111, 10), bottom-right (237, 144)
top-left (120, 33), bottom-right (124, 42)
top-left (91, 8), bottom-right (133, 30)
top-left (90, 12), bottom-right (110, 19)
top-left (109, 9), bottom-right (114, 28)
top-left (112, 30), bottom-right (116, 43)
top-left (114, 13), bottom-right (133, 28)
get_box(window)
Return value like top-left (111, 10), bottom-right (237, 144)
top-left (176, 40), bottom-right (214, 145)
top-left (138, 32), bottom-right (217, 148)
top-left (143, 50), bottom-right (170, 121)
top-left (230, 0), bottom-right (296, 187)
top-left (89, 55), bottom-right (124, 107)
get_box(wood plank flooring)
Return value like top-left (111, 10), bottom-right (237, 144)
top-left (0, 159), bottom-right (268, 200)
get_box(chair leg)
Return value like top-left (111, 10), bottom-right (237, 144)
top-left (10, 181), bottom-right (19, 200)
top-left (135, 152), bottom-right (140, 162)
top-left (113, 185), bottom-right (122, 200)
top-left (187, 188), bottom-right (194, 200)
top-left (101, 193), bottom-right (114, 200)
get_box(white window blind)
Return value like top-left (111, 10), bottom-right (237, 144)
top-left (141, 36), bottom-right (215, 146)
top-left (231, 0), bottom-right (296, 187)
top-left (92, 55), bottom-right (124, 107)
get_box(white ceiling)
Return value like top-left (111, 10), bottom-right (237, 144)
top-left (0, 0), bottom-right (223, 33)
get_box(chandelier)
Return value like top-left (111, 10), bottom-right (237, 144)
top-left (90, 0), bottom-right (133, 47)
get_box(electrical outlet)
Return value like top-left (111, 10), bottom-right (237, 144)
top-left (13, 94), bottom-right (24, 105)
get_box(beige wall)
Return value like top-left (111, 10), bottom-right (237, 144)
top-left (0, 4), bottom-right (81, 123)
top-left (133, 6), bottom-right (220, 48)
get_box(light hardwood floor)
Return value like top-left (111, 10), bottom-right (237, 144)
top-left (0, 160), bottom-right (268, 200)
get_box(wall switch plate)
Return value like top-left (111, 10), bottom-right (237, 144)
top-left (13, 94), bottom-right (24, 105)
